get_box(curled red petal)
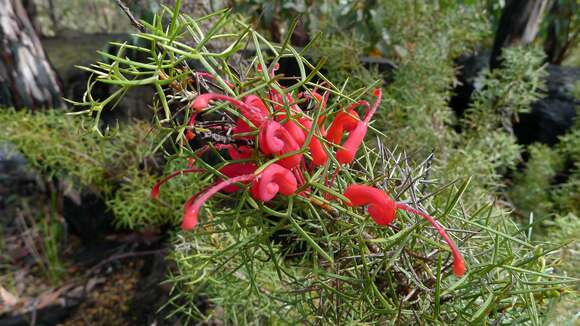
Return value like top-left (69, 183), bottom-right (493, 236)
top-left (344, 184), bottom-right (396, 225)
top-left (259, 120), bottom-right (302, 169)
top-left (326, 101), bottom-right (367, 144)
top-left (283, 120), bottom-right (306, 145)
top-left (250, 163), bottom-right (297, 202)
top-left (300, 119), bottom-right (328, 167)
top-left (192, 93), bottom-right (268, 128)
top-left (336, 122), bottom-right (367, 165)
top-left (182, 174), bottom-right (256, 230)
top-left (151, 168), bottom-right (203, 199)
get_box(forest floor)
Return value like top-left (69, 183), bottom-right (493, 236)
top-left (0, 195), bottom-right (172, 325)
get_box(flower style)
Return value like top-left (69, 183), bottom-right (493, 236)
top-left (182, 174), bottom-right (257, 230)
top-left (180, 163), bottom-right (297, 230)
top-left (150, 168), bottom-right (203, 199)
top-left (219, 163), bottom-right (257, 193)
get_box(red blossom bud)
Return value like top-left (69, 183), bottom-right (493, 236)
top-left (250, 163), bottom-right (298, 202)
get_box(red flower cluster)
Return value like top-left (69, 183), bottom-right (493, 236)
top-left (151, 68), bottom-right (466, 277)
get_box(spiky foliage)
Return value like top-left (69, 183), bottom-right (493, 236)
top-left (0, 109), bottom-right (195, 229)
top-left (69, 2), bottom-right (578, 324)
top-left (166, 142), bottom-right (575, 324)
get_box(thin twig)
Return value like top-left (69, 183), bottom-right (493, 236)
top-left (114, 0), bottom-right (145, 32)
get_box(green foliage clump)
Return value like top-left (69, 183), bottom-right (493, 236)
top-left (0, 109), bottom-right (193, 229)
top-left (510, 144), bottom-right (563, 218)
top-left (374, 2), bottom-right (488, 157)
top-left (108, 157), bottom-right (205, 229)
top-left (439, 47), bottom-right (547, 200)
top-left (26, 1), bottom-right (572, 324)
top-left (0, 109), bottom-right (145, 193)
top-left (510, 124), bottom-right (580, 218)
top-left (68, 5), bottom-right (574, 324)
top-left (166, 147), bottom-right (573, 324)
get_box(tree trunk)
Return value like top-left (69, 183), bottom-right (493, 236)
top-left (544, 0), bottom-right (579, 65)
top-left (490, 0), bottom-right (548, 70)
top-left (0, 0), bottom-right (62, 109)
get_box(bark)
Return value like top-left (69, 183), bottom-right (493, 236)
top-left (490, 0), bottom-right (548, 70)
top-left (544, 0), bottom-right (579, 64)
top-left (0, 0), bottom-right (62, 109)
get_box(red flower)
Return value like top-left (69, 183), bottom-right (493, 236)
top-left (180, 163), bottom-right (298, 230)
top-left (344, 184), bottom-right (466, 277)
top-left (326, 101), bottom-right (367, 144)
top-left (192, 93), bottom-right (269, 129)
top-left (344, 184), bottom-right (396, 225)
top-left (333, 88), bottom-right (382, 165)
top-left (250, 163), bottom-right (298, 202)
top-left (259, 120), bottom-right (303, 169)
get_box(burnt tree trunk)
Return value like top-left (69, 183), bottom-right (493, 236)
top-left (544, 0), bottom-right (579, 65)
top-left (0, 0), bottom-right (62, 109)
top-left (490, 0), bottom-right (548, 70)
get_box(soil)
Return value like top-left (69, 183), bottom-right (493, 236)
top-left (0, 191), bottom-right (173, 325)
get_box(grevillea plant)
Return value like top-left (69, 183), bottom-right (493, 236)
top-left (75, 4), bottom-right (472, 320)
top-left (75, 4), bottom-right (576, 324)
top-left (150, 65), bottom-right (466, 277)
